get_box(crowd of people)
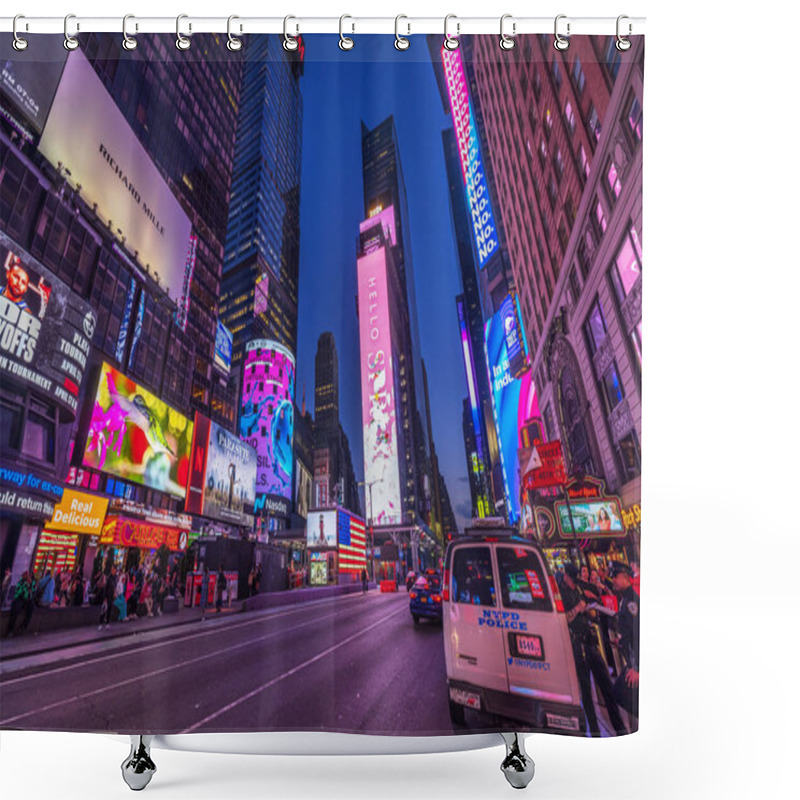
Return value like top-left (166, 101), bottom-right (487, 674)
top-left (555, 559), bottom-right (640, 737)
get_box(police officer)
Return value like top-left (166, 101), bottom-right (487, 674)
top-left (610, 561), bottom-right (639, 724)
top-left (561, 564), bottom-right (625, 736)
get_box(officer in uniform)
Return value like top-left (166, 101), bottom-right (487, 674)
top-left (561, 564), bottom-right (625, 736)
top-left (610, 561), bottom-right (639, 725)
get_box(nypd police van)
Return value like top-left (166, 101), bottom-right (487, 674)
top-left (442, 521), bottom-right (584, 734)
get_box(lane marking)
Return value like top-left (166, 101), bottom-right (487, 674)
top-left (0, 591), bottom-right (389, 685)
top-left (0, 599), bottom-right (403, 725)
top-left (181, 604), bottom-right (408, 733)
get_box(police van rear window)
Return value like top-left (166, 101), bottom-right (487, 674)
top-left (451, 546), bottom-right (497, 607)
top-left (496, 547), bottom-right (553, 613)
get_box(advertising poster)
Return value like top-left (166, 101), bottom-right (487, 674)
top-left (307, 510), bottom-right (338, 548)
top-left (0, 34), bottom-right (68, 135)
top-left (295, 461), bottom-right (312, 520)
top-left (38, 50), bottom-right (192, 305)
top-left (357, 245), bottom-right (402, 526)
top-left (556, 500), bottom-right (624, 536)
top-left (240, 339), bottom-right (295, 500)
top-left (83, 362), bottom-right (193, 499)
top-left (0, 238), bottom-right (96, 419)
top-left (484, 304), bottom-right (539, 523)
top-left (203, 421), bottom-right (257, 525)
top-left (47, 489), bottom-right (109, 535)
top-left (214, 321), bottom-right (233, 375)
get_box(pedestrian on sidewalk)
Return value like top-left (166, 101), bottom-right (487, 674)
top-left (610, 561), bottom-right (640, 725)
top-left (1, 567), bottom-right (12, 609)
top-left (114, 570), bottom-right (128, 622)
top-left (5, 571), bottom-right (35, 637)
top-left (98, 566), bottom-right (117, 628)
top-left (360, 568), bottom-right (368, 593)
top-left (215, 565), bottom-right (227, 613)
top-left (141, 572), bottom-right (154, 617)
top-left (255, 564), bottom-right (262, 594)
top-left (199, 565), bottom-right (210, 620)
top-left (37, 569), bottom-right (55, 608)
top-left (153, 570), bottom-right (165, 616)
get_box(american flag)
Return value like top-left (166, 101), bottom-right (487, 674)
top-left (338, 511), bottom-right (366, 573)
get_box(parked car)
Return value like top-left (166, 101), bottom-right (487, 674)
top-left (442, 525), bottom-right (584, 733)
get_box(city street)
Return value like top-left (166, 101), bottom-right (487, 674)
top-left (0, 591), bottom-right (458, 735)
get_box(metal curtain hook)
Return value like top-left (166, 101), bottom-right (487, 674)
top-left (554, 14), bottom-right (570, 51)
top-left (444, 14), bottom-right (460, 50)
top-left (64, 14), bottom-right (79, 50)
top-left (227, 15), bottom-right (242, 51)
top-left (395, 15), bottom-right (410, 51)
top-left (283, 15), bottom-right (299, 51)
top-left (339, 15), bottom-right (354, 50)
top-left (616, 14), bottom-right (632, 51)
top-left (122, 14), bottom-right (138, 50)
top-left (499, 14), bottom-right (516, 51)
top-left (12, 14), bottom-right (28, 51)
top-left (176, 14), bottom-right (191, 50)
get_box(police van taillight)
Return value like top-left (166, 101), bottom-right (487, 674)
top-left (548, 576), bottom-right (565, 613)
top-left (442, 568), bottom-right (450, 602)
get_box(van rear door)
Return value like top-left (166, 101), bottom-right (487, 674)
top-left (445, 544), bottom-right (508, 699)
top-left (494, 545), bottom-right (581, 715)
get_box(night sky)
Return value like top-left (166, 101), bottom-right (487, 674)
top-left (295, 35), bottom-right (472, 530)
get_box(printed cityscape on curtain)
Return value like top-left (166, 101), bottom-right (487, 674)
top-left (0, 32), bottom-right (642, 739)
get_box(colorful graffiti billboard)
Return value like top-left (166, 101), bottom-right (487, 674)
top-left (83, 363), bottom-right (193, 498)
top-left (239, 339), bottom-right (295, 501)
top-left (357, 245), bottom-right (402, 526)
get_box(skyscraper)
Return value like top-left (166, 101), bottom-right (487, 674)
top-left (220, 36), bottom-right (304, 372)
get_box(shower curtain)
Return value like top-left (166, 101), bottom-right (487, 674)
top-left (0, 29), bottom-right (643, 740)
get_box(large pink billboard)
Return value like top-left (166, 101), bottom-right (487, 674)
top-left (357, 246), bottom-right (402, 526)
top-left (239, 339), bottom-right (295, 502)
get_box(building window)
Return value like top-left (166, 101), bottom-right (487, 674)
top-left (606, 159), bottom-right (622, 201)
top-left (604, 37), bottom-right (622, 81)
top-left (617, 429), bottom-right (641, 481)
top-left (595, 200), bottom-right (607, 234)
top-left (0, 394), bottom-right (24, 451)
top-left (584, 298), bottom-right (608, 355)
top-left (577, 239), bottom-right (590, 279)
top-left (545, 108), bottom-right (553, 137)
top-left (588, 104), bottom-right (601, 143)
top-left (631, 322), bottom-right (643, 369)
top-left (538, 138), bottom-right (548, 168)
top-left (627, 93), bottom-right (643, 142)
top-left (571, 57), bottom-right (586, 95)
top-left (609, 225), bottom-right (643, 300)
top-left (600, 362), bottom-right (624, 413)
top-left (564, 100), bottom-right (576, 135)
top-left (551, 59), bottom-right (562, 90)
top-left (555, 148), bottom-right (565, 180)
top-left (569, 267), bottom-right (582, 302)
top-left (21, 398), bottom-right (57, 464)
top-left (547, 175), bottom-right (558, 208)
top-left (580, 144), bottom-right (590, 179)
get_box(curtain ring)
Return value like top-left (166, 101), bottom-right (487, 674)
top-left (553, 14), bottom-right (570, 51)
top-left (499, 14), bottom-right (515, 51)
top-left (339, 15), bottom-right (354, 51)
top-left (64, 14), bottom-right (79, 51)
top-left (122, 14), bottom-right (138, 51)
top-left (12, 15), bottom-right (28, 51)
top-left (227, 15), bottom-right (242, 51)
top-left (395, 15), bottom-right (410, 51)
top-left (283, 15), bottom-right (299, 51)
top-left (616, 15), bottom-right (632, 51)
top-left (176, 14), bottom-right (191, 51)
top-left (443, 14), bottom-right (460, 50)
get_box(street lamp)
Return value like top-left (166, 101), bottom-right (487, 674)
top-left (357, 478), bottom-right (383, 581)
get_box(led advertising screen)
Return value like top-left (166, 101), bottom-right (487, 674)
top-left (0, 236), bottom-right (96, 419)
top-left (240, 339), bottom-right (295, 501)
top-left (295, 461), bottom-right (312, 520)
top-left (485, 306), bottom-right (539, 524)
top-left (0, 35), bottom-right (68, 136)
top-left (83, 362), bottom-right (194, 498)
top-left (338, 510), bottom-right (367, 573)
top-left (441, 46), bottom-right (500, 269)
top-left (38, 50), bottom-right (193, 305)
top-left (186, 413), bottom-right (257, 526)
top-left (307, 510), bottom-right (338, 548)
top-left (556, 499), bottom-right (624, 537)
top-left (213, 321), bottom-right (233, 375)
top-left (357, 245), bottom-right (402, 526)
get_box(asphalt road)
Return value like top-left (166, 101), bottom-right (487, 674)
top-left (0, 591), bottom-right (461, 735)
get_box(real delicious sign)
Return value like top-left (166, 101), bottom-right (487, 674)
top-left (38, 50), bottom-right (192, 305)
top-left (442, 45), bottom-right (500, 269)
top-left (48, 489), bottom-right (109, 535)
top-left (0, 236), bottom-right (96, 419)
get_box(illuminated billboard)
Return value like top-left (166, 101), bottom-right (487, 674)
top-left (213, 321), bottom-right (233, 375)
top-left (307, 509), bottom-right (337, 548)
top-left (357, 245), bottom-right (402, 526)
top-left (295, 461), bottom-right (312, 520)
top-left (240, 339), bottom-right (295, 501)
top-left (485, 304), bottom-right (539, 523)
top-left (441, 46), bottom-right (500, 269)
top-left (338, 510), bottom-right (367, 574)
top-left (38, 50), bottom-right (193, 304)
top-left (0, 35), bottom-right (68, 136)
top-left (186, 413), bottom-right (257, 526)
top-left (0, 238), bottom-right (96, 419)
top-left (556, 499), bottom-right (624, 537)
top-left (83, 362), bottom-right (193, 498)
